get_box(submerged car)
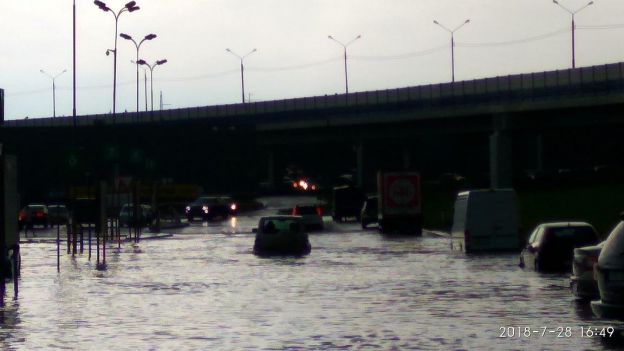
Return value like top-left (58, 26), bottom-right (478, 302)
top-left (519, 222), bottom-right (599, 272)
top-left (570, 242), bottom-right (604, 300)
top-left (22, 204), bottom-right (49, 229)
top-left (291, 204), bottom-right (323, 230)
top-left (185, 196), bottom-right (237, 221)
top-left (592, 217), bottom-right (624, 319)
top-left (48, 204), bottom-right (70, 225)
top-left (253, 216), bottom-right (311, 256)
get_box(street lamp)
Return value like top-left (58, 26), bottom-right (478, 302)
top-left (40, 69), bottom-right (67, 118)
top-left (433, 19), bottom-right (470, 83)
top-left (328, 34), bottom-right (361, 94)
top-left (120, 33), bottom-right (157, 112)
top-left (137, 59), bottom-right (167, 111)
top-left (553, 0), bottom-right (594, 68)
top-left (93, 0), bottom-right (140, 116)
top-left (225, 48), bottom-right (257, 103)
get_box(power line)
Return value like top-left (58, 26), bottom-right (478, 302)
top-left (577, 23), bottom-right (624, 30)
top-left (456, 28), bottom-right (569, 48)
top-left (350, 45), bottom-right (448, 61)
top-left (247, 56), bottom-right (342, 72)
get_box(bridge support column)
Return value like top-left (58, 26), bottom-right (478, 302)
top-left (536, 134), bottom-right (544, 172)
top-left (489, 114), bottom-right (513, 188)
top-left (355, 142), bottom-right (364, 188)
top-left (267, 150), bottom-right (275, 191)
top-left (402, 147), bottom-right (411, 170)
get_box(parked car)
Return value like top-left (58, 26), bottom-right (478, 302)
top-left (292, 204), bottom-right (323, 230)
top-left (22, 204), bottom-right (49, 229)
top-left (253, 216), bottom-right (311, 256)
top-left (185, 196), bottom-right (237, 221)
top-left (591, 217), bottom-right (624, 319)
top-left (519, 222), bottom-right (599, 272)
top-left (360, 195), bottom-right (378, 229)
top-left (119, 204), bottom-right (154, 227)
top-left (570, 242), bottom-right (604, 300)
top-left (48, 204), bottom-right (70, 225)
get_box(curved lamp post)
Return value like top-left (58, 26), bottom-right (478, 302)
top-left (93, 0), bottom-right (140, 116)
top-left (328, 35), bottom-right (361, 94)
top-left (40, 69), bottom-right (67, 118)
top-left (553, 0), bottom-right (593, 68)
top-left (137, 59), bottom-right (167, 111)
top-left (226, 48), bottom-right (257, 103)
top-left (120, 33), bottom-right (156, 112)
top-left (433, 19), bottom-right (470, 83)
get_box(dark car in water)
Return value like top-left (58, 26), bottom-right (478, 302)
top-left (22, 204), bottom-right (49, 229)
top-left (48, 204), bottom-right (70, 225)
top-left (253, 216), bottom-right (311, 256)
top-left (185, 196), bottom-right (237, 221)
top-left (592, 217), bottom-right (624, 319)
top-left (519, 222), bottom-right (599, 272)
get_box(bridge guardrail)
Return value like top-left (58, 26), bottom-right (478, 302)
top-left (4, 62), bottom-right (624, 128)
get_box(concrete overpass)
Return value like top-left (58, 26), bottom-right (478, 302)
top-left (1, 62), bottom-right (624, 201)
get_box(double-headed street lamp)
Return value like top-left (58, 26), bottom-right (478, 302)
top-left (433, 19), bottom-right (470, 83)
top-left (553, 0), bottom-right (594, 69)
top-left (328, 35), bottom-right (361, 94)
top-left (40, 69), bottom-right (67, 118)
top-left (225, 48), bottom-right (257, 103)
top-left (93, 1), bottom-right (140, 116)
top-left (120, 33), bottom-right (157, 112)
top-left (137, 59), bottom-right (167, 111)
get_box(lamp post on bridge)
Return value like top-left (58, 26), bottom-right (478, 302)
top-left (553, 0), bottom-right (594, 69)
top-left (137, 59), bottom-right (168, 111)
top-left (433, 19), bottom-right (470, 83)
top-left (40, 69), bottom-right (67, 118)
top-left (93, 0), bottom-right (140, 116)
top-left (226, 48), bottom-right (257, 103)
top-left (120, 33), bottom-right (157, 112)
top-left (327, 34), bottom-right (361, 94)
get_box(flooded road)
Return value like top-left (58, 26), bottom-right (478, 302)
top-left (3, 197), bottom-right (623, 350)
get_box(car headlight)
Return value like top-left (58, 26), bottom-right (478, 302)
top-left (185, 206), bottom-right (190, 213)
top-left (202, 205), bottom-right (209, 214)
top-left (230, 204), bottom-right (237, 211)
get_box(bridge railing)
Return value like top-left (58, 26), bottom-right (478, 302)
top-left (4, 62), bottom-right (624, 128)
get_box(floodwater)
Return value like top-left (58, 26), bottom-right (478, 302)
top-left (2, 197), bottom-right (623, 350)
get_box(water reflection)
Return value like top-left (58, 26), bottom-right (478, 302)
top-left (6, 226), bottom-right (624, 350)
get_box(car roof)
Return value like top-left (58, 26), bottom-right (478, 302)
top-left (27, 204), bottom-right (46, 208)
top-left (260, 215), bottom-right (302, 221)
top-left (538, 222), bottom-right (594, 228)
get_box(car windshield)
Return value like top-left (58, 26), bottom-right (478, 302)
top-left (551, 227), bottom-right (597, 246)
top-left (262, 218), bottom-right (301, 233)
top-left (296, 206), bottom-right (318, 215)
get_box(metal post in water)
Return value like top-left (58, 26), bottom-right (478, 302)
top-left (96, 224), bottom-right (100, 266)
top-left (88, 223), bottom-right (92, 260)
top-left (67, 222), bottom-right (71, 254)
top-left (12, 245), bottom-right (18, 299)
top-left (56, 222), bottom-right (60, 272)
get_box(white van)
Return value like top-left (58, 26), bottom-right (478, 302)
top-left (451, 189), bottom-right (519, 253)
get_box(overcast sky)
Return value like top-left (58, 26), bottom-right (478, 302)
top-left (1, 0), bottom-right (623, 120)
